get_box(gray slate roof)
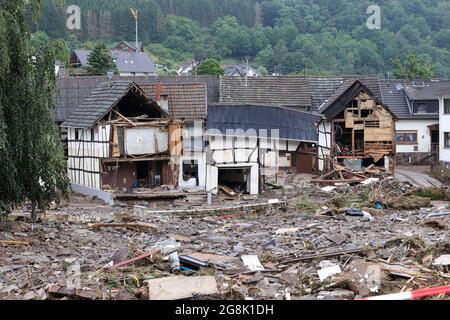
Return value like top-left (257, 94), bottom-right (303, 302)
top-left (219, 76), bottom-right (311, 108)
top-left (312, 76), bottom-right (382, 111)
top-left (111, 51), bottom-right (156, 74)
top-left (378, 79), bottom-right (450, 119)
top-left (62, 80), bottom-right (146, 129)
top-left (73, 49), bottom-right (91, 67)
top-left (207, 104), bottom-right (321, 142)
top-left (71, 50), bottom-right (156, 74)
top-left (223, 64), bottom-right (259, 77)
top-left (318, 80), bottom-right (396, 120)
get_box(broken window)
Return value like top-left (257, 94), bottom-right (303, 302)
top-left (396, 131), bottom-right (418, 144)
top-left (182, 160), bottom-right (199, 185)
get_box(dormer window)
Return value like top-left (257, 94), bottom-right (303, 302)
top-left (417, 103), bottom-right (427, 113)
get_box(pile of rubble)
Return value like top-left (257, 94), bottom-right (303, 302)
top-left (312, 163), bottom-right (389, 186)
top-left (1, 179), bottom-right (448, 300)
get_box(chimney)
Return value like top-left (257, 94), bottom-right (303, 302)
top-left (155, 81), bottom-right (162, 102)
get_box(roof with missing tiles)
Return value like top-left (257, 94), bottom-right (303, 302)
top-left (62, 80), bottom-right (140, 128)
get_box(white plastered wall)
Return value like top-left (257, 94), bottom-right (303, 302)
top-left (396, 119), bottom-right (438, 153)
top-left (67, 124), bottom-right (111, 190)
top-left (439, 97), bottom-right (450, 164)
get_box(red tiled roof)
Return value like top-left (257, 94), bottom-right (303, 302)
top-left (141, 83), bottom-right (207, 121)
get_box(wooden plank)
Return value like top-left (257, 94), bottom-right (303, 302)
top-left (364, 127), bottom-right (393, 142)
top-left (147, 276), bottom-right (218, 300)
top-left (345, 111), bottom-right (354, 128)
top-left (182, 251), bottom-right (239, 267)
top-left (311, 179), bottom-right (364, 185)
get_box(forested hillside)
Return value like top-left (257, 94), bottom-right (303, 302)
top-left (30, 0), bottom-right (450, 77)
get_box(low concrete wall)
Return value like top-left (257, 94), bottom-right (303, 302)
top-left (71, 183), bottom-right (114, 205)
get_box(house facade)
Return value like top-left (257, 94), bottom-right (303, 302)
top-left (438, 94), bottom-right (450, 167)
top-left (379, 79), bottom-right (445, 164)
top-left (62, 81), bottom-right (184, 203)
top-left (206, 105), bottom-right (321, 195)
top-left (140, 82), bottom-right (209, 191)
top-left (317, 80), bottom-right (397, 172)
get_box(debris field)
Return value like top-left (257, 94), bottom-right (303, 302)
top-left (1, 171), bottom-right (449, 300)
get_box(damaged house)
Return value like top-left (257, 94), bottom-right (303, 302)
top-left (206, 105), bottom-right (321, 195)
top-left (317, 80), bottom-right (397, 173)
top-left (62, 80), bottom-right (184, 204)
top-left (140, 82), bottom-right (208, 191)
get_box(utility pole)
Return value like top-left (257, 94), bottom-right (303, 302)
top-left (130, 8), bottom-right (138, 52)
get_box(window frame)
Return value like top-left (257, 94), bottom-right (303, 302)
top-left (444, 132), bottom-right (450, 148)
top-left (395, 130), bottom-right (419, 145)
top-left (444, 99), bottom-right (450, 114)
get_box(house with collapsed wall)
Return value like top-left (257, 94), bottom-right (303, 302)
top-left (206, 104), bottom-right (321, 195)
top-left (317, 80), bottom-right (397, 172)
top-left (62, 80), bottom-right (185, 203)
top-left (139, 82), bottom-right (208, 191)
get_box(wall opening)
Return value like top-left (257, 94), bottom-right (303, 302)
top-left (182, 160), bottom-right (199, 186)
top-left (218, 167), bottom-right (250, 194)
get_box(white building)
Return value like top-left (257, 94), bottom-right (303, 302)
top-left (206, 105), bottom-right (321, 195)
top-left (438, 94), bottom-right (450, 167)
top-left (317, 79), bottom-right (397, 172)
top-left (379, 79), bottom-right (444, 164)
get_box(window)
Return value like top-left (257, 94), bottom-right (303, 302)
top-left (396, 131), bottom-right (418, 144)
top-left (182, 160), bottom-right (199, 185)
top-left (75, 129), bottom-right (80, 140)
top-left (445, 99), bottom-right (450, 114)
top-left (445, 132), bottom-right (450, 148)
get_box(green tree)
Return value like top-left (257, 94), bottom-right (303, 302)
top-left (86, 42), bottom-right (118, 75)
top-left (393, 53), bottom-right (432, 80)
top-left (0, 0), bottom-right (70, 220)
top-left (196, 58), bottom-right (224, 75)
